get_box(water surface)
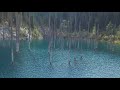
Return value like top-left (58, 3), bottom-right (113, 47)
top-left (0, 39), bottom-right (120, 78)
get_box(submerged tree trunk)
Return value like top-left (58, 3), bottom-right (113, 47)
top-left (15, 12), bottom-right (20, 53)
top-left (1, 13), bottom-right (5, 40)
top-left (68, 39), bottom-right (71, 66)
top-left (28, 14), bottom-right (31, 42)
top-left (9, 12), bottom-right (13, 41)
top-left (2, 26), bottom-right (4, 40)
top-left (28, 14), bottom-right (32, 50)
top-left (75, 12), bottom-right (77, 32)
top-left (8, 12), bottom-right (14, 63)
top-left (53, 13), bottom-right (56, 49)
top-left (48, 13), bottom-right (52, 65)
top-left (87, 12), bottom-right (91, 50)
top-left (11, 46), bottom-right (14, 63)
top-left (77, 39), bottom-right (79, 49)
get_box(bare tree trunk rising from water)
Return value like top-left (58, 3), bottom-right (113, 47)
top-left (48, 12), bottom-right (52, 65)
top-left (15, 12), bottom-right (21, 53)
top-left (8, 12), bottom-right (14, 63)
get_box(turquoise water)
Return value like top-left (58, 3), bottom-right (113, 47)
top-left (0, 39), bottom-right (120, 78)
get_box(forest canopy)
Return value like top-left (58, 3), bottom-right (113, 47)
top-left (0, 12), bottom-right (120, 44)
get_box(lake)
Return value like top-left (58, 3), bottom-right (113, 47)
top-left (0, 39), bottom-right (120, 78)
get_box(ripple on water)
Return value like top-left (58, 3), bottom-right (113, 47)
top-left (1, 40), bottom-right (120, 78)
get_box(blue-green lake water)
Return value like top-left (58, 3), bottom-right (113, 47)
top-left (0, 39), bottom-right (120, 78)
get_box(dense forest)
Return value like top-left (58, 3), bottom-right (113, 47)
top-left (0, 12), bottom-right (120, 53)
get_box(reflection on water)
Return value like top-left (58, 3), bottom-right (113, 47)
top-left (0, 39), bottom-right (120, 78)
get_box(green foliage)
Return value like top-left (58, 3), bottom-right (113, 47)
top-left (92, 25), bottom-right (96, 35)
top-left (116, 31), bottom-right (120, 37)
top-left (106, 21), bottom-right (114, 35)
top-left (102, 35), bottom-right (109, 41)
top-left (114, 40), bottom-right (120, 45)
top-left (20, 29), bottom-right (26, 38)
top-left (19, 27), bottom-right (28, 39)
top-left (32, 28), bottom-right (43, 39)
top-left (116, 30), bottom-right (120, 40)
top-left (60, 20), bottom-right (69, 32)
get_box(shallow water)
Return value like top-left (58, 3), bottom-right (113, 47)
top-left (0, 39), bottom-right (120, 78)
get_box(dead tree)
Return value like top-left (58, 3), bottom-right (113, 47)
top-left (15, 12), bottom-right (21, 53)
